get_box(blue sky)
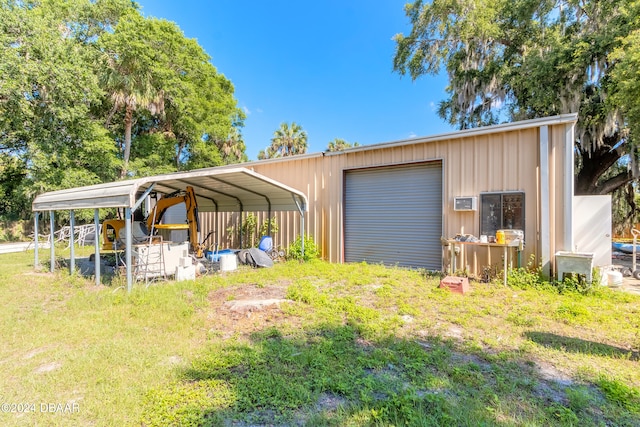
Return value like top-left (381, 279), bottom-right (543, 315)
top-left (135, 0), bottom-right (454, 160)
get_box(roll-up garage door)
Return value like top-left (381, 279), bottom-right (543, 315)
top-left (344, 162), bottom-right (443, 269)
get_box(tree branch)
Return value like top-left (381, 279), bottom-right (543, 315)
top-left (575, 142), bottom-right (623, 194)
top-left (596, 170), bottom-right (634, 195)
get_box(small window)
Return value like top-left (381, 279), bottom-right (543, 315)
top-left (480, 192), bottom-right (525, 237)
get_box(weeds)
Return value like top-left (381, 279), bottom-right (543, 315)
top-left (507, 255), bottom-right (597, 295)
top-left (286, 235), bottom-right (320, 261)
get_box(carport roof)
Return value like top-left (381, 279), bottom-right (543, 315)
top-left (32, 167), bottom-right (308, 213)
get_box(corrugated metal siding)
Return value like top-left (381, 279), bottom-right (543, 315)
top-left (550, 122), bottom-right (572, 263)
top-left (197, 156), bottom-right (324, 254)
top-left (344, 162), bottom-right (443, 269)
top-left (197, 117), bottom-right (575, 276)
top-left (252, 156), bottom-right (324, 254)
top-left (440, 130), bottom-right (541, 273)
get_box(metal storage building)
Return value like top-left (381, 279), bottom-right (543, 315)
top-left (210, 113), bottom-right (608, 277)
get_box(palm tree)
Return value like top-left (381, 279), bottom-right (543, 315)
top-left (216, 127), bottom-right (248, 164)
top-left (99, 14), bottom-right (164, 177)
top-left (261, 122), bottom-right (308, 159)
top-left (326, 138), bottom-right (360, 152)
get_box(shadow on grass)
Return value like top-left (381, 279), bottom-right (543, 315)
top-left (52, 255), bottom-right (138, 286)
top-left (137, 322), bottom-right (636, 426)
top-left (524, 331), bottom-right (638, 360)
top-left (139, 323), bottom-right (504, 426)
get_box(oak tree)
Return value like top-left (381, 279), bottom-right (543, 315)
top-left (393, 0), bottom-right (640, 196)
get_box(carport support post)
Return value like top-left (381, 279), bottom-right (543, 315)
top-left (239, 209), bottom-right (244, 248)
top-left (125, 208), bottom-right (132, 292)
top-left (94, 209), bottom-right (100, 286)
top-left (293, 196), bottom-right (305, 259)
top-left (69, 210), bottom-right (75, 274)
top-left (267, 206), bottom-right (272, 237)
top-left (301, 212), bottom-right (305, 259)
top-left (49, 211), bottom-right (55, 273)
top-left (34, 212), bottom-right (39, 268)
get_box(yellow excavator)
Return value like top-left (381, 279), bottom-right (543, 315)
top-left (100, 186), bottom-right (210, 257)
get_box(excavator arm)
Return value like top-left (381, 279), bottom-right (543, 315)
top-left (101, 186), bottom-right (204, 256)
top-left (145, 186), bottom-right (202, 256)
top-left (184, 186), bottom-right (202, 256)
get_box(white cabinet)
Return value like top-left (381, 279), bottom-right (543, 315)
top-left (133, 242), bottom-right (189, 280)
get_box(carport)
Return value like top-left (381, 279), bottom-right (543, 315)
top-left (31, 167), bottom-right (308, 291)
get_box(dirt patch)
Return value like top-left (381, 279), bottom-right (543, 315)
top-left (22, 271), bottom-right (54, 277)
top-left (314, 392), bottom-right (348, 412)
top-left (35, 361), bottom-right (62, 374)
top-left (23, 347), bottom-right (50, 360)
top-left (535, 360), bottom-right (573, 386)
top-left (206, 284), bottom-right (299, 337)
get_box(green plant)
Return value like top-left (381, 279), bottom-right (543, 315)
top-left (554, 273), bottom-right (595, 295)
top-left (506, 254), bottom-right (549, 290)
top-left (507, 254), bottom-right (596, 295)
top-left (286, 235), bottom-right (319, 261)
top-left (259, 217), bottom-right (278, 238)
top-left (544, 402), bottom-right (579, 425)
top-left (566, 386), bottom-right (593, 413)
top-left (507, 266), bottom-right (548, 290)
top-left (140, 379), bottom-right (234, 426)
top-left (0, 220), bottom-right (29, 242)
top-left (239, 214), bottom-right (258, 248)
top-left (234, 214), bottom-right (279, 248)
top-left (597, 375), bottom-right (640, 412)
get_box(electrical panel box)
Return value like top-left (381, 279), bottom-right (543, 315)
top-left (453, 197), bottom-right (477, 211)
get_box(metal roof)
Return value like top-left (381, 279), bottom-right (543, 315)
top-left (323, 113), bottom-right (579, 156)
top-left (32, 167), bottom-right (308, 213)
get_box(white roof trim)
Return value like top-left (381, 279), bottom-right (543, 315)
top-left (324, 113), bottom-right (579, 156)
top-left (32, 167), bottom-right (308, 213)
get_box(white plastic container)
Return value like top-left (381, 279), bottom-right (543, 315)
top-left (607, 270), bottom-right (623, 287)
top-left (501, 229), bottom-right (524, 244)
top-left (175, 265), bottom-right (196, 281)
top-left (219, 253), bottom-right (237, 272)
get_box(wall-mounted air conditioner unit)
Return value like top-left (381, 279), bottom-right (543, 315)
top-left (453, 197), bottom-right (477, 211)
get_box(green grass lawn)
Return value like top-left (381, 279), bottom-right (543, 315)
top-left (1, 249), bottom-right (639, 426)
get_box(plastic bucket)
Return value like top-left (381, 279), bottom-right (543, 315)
top-left (219, 254), bottom-right (237, 271)
top-left (607, 270), bottom-right (623, 287)
top-left (259, 236), bottom-right (273, 252)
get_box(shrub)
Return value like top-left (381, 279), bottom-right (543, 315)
top-left (507, 266), bottom-right (547, 290)
top-left (506, 255), bottom-right (595, 295)
top-left (506, 255), bottom-right (547, 289)
top-left (287, 235), bottom-right (319, 261)
top-left (231, 214), bottom-right (279, 249)
top-left (554, 273), bottom-right (595, 295)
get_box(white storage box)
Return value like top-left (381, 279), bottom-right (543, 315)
top-left (500, 229), bottom-right (524, 244)
top-left (219, 253), bottom-right (237, 272)
top-left (133, 242), bottom-right (189, 279)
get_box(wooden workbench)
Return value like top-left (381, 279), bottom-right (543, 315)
top-left (446, 239), bottom-right (523, 285)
